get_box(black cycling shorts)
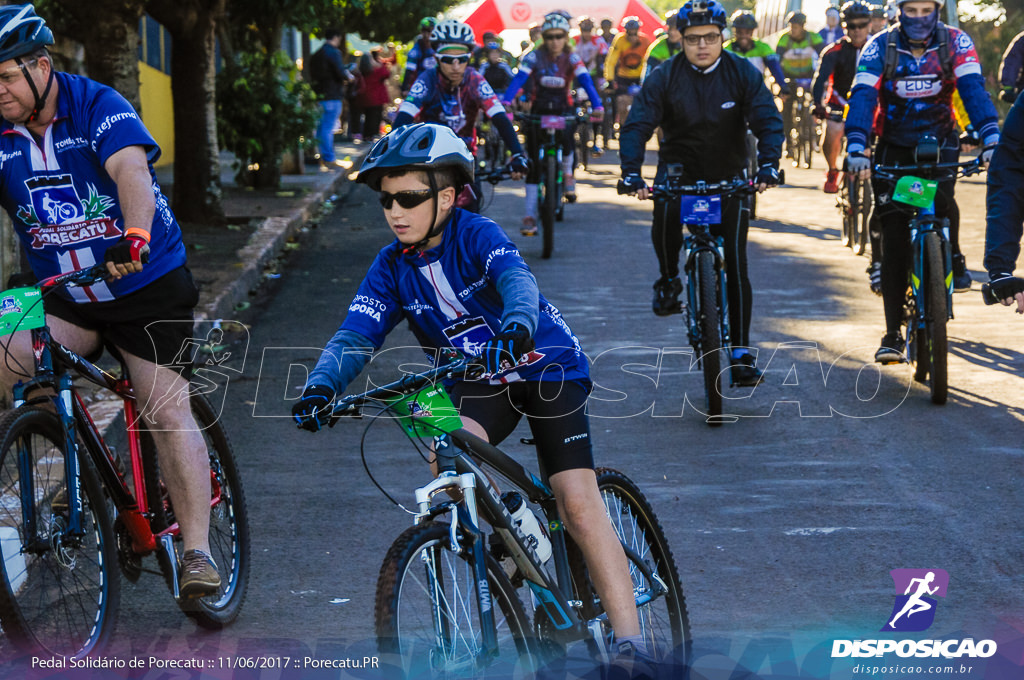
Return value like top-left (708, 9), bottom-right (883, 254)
top-left (44, 266), bottom-right (199, 380)
top-left (449, 379), bottom-right (595, 477)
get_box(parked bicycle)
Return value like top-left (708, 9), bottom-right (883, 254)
top-left (873, 145), bottom-right (984, 404)
top-left (517, 112), bottom-right (576, 259)
top-left (619, 169), bottom-right (757, 426)
top-left (329, 356), bottom-right (690, 677)
top-left (838, 150), bottom-right (872, 255)
top-left (0, 264), bottom-right (250, 658)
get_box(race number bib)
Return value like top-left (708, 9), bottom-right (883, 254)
top-left (680, 194), bottom-right (722, 225)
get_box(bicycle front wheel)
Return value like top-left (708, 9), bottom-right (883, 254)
top-left (696, 250), bottom-right (724, 425)
top-left (375, 521), bottom-right (535, 678)
top-left (0, 406), bottom-right (119, 658)
top-left (542, 151), bottom-right (557, 258)
top-left (923, 232), bottom-right (949, 404)
top-left (143, 393), bottom-right (250, 627)
top-left (841, 178), bottom-right (854, 249)
top-left (597, 468), bottom-right (691, 669)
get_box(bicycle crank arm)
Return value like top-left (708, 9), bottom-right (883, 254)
top-left (161, 534), bottom-right (181, 600)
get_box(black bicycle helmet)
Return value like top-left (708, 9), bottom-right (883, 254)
top-left (841, 1), bottom-right (873, 23)
top-left (677, 1), bottom-right (728, 31)
top-left (730, 10), bottom-right (758, 30)
top-left (623, 16), bottom-right (642, 31)
top-left (785, 11), bottom-right (808, 24)
top-left (664, 10), bottom-right (679, 31)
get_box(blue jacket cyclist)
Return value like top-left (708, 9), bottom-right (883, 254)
top-left (983, 91), bottom-right (1024, 312)
top-left (291, 123), bottom-right (656, 670)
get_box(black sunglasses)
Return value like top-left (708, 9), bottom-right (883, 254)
top-left (845, 20), bottom-right (870, 29)
top-left (379, 189), bottom-right (434, 210)
top-left (544, 33), bottom-right (567, 41)
top-left (438, 54), bottom-right (471, 65)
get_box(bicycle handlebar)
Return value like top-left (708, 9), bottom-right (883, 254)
top-left (476, 166), bottom-right (513, 185)
top-left (331, 357), bottom-right (485, 418)
top-left (872, 157), bottom-right (985, 181)
top-left (616, 177), bottom-right (755, 198)
top-left (36, 263), bottom-right (110, 292)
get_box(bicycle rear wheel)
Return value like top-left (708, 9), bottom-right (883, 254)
top-left (0, 406), bottom-right (119, 658)
top-left (801, 107), bottom-right (815, 169)
top-left (854, 176), bottom-right (871, 256)
top-left (841, 177), bottom-right (854, 248)
top-left (578, 120), bottom-right (591, 170)
top-left (696, 250), bottom-right (724, 425)
top-left (143, 393), bottom-right (250, 627)
top-left (923, 232), bottom-right (949, 404)
top-left (375, 520), bottom-right (535, 678)
top-left (542, 151), bottom-right (556, 258)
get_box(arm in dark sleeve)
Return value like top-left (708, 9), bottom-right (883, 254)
top-left (618, 64), bottom-right (666, 176)
top-left (491, 111), bottom-right (524, 155)
top-left (957, 73), bottom-right (1000, 143)
top-left (503, 69), bottom-right (530, 104)
top-left (393, 110), bottom-right (415, 127)
top-left (812, 46), bottom-right (837, 104)
top-left (305, 330), bottom-right (376, 397)
top-left (999, 31), bottom-right (1024, 88)
top-left (984, 96), bottom-right (1024, 276)
top-left (744, 65), bottom-right (784, 171)
top-left (326, 48), bottom-right (346, 84)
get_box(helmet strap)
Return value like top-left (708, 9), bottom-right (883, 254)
top-left (19, 56), bottom-right (53, 124)
top-left (402, 171), bottom-right (448, 256)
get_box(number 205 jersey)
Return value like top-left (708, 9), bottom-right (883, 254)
top-left (0, 72), bottom-right (186, 303)
top-left (339, 208), bottom-right (590, 386)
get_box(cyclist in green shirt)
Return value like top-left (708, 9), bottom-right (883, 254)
top-left (724, 10), bottom-right (789, 92)
top-left (776, 11), bottom-right (824, 156)
top-left (643, 10), bottom-right (682, 80)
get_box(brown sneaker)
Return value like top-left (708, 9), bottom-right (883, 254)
top-left (179, 549), bottom-right (221, 599)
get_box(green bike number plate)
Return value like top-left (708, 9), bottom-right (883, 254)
top-left (891, 175), bottom-right (938, 209)
top-left (383, 384), bottom-right (463, 438)
top-left (0, 287), bottom-right (44, 338)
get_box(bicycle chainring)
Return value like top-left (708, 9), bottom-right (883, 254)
top-left (114, 515), bottom-right (142, 582)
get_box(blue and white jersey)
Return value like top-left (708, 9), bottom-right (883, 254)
top-left (0, 72), bottom-right (185, 303)
top-left (406, 39), bottom-right (437, 76)
top-left (339, 209), bottom-right (590, 385)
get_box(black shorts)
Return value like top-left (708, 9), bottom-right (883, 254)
top-left (44, 266), bottom-right (199, 379)
top-left (449, 379), bottom-right (594, 477)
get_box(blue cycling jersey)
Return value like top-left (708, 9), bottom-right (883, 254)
top-left (333, 208), bottom-right (590, 386)
top-left (0, 72), bottom-right (185, 303)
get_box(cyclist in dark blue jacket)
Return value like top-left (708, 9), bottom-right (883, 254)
top-left (984, 91), bottom-right (1024, 312)
top-left (292, 123), bottom-right (656, 672)
top-left (618, 0), bottom-right (783, 386)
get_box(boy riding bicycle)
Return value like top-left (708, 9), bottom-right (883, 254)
top-left (292, 123), bottom-right (655, 675)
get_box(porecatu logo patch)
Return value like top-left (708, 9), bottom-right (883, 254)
top-left (882, 569), bottom-right (949, 632)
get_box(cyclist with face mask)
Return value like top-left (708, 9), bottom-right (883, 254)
top-left (844, 0), bottom-right (1000, 362)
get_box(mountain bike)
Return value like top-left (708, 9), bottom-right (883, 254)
top-left (788, 79), bottom-right (816, 169)
top-left (745, 129), bottom-right (759, 220)
top-left (873, 145), bottom-right (984, 405)
top-left (619, 169), bottom-right (757, 426)
top-left (838, 149), bottom-right (872, 255)
top-left (330, 356), bottom-right (690, 677)
top-left (517, 112), bottom-right (576, 259)
top-left (0, 265), bottom-right (250, 658)
top-left (573, 91), bottom-right (602, 171)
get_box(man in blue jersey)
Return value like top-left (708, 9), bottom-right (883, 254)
top-left (0, 5), bottom-right (220, 598)
top-left (844, 0), bottom-right (1000, 362)
top-left (292, 123), bottom-right (656, 674)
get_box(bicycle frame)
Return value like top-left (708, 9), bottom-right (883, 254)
top-left (335, 360), bottom-right (667, 658)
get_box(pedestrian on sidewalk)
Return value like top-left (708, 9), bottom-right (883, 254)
top-left (355, 49), bottom-right (391, 143)
top-left (308, 27), bottom-right (350, 171)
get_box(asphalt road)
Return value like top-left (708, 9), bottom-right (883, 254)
top-left (3, 146), bottom-right (1023, 680)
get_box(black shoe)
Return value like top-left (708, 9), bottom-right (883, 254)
top-left (731, 354), bottom-right (764, 387)
top-left (952, 254), bottom-right (972, 292)
top-left (874, 332), bottom-right (906, 364)
top-left (867, 261), bottom-right (882, 296)
top-left (652, 277), bottom-right (683, 316)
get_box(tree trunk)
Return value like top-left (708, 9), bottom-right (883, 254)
top-left (148, 0), bottom-right (226, 223)
top-left (74, 1), bottom-right (146, 114)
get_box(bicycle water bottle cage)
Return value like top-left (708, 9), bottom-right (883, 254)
top-left (914, 136), bottom-right (940, 166)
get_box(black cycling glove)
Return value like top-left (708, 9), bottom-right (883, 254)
top-left (105, 236), bottom-right (150, 267)
top-left (508, 153), bottom-right (529, 175)
top-left (292, 385), bottom-right (335, 432)
top-left (988, 274), bottom-right (1024, 302)
top-left (479, 323), bottom-right (534, 375)
top-left (755, 165), bottom-right (780, 187)
top-left (618, 173), bottom-right (646, 195)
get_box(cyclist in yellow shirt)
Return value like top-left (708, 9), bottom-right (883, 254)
top-left (604, 17), bottom-right (652, 136)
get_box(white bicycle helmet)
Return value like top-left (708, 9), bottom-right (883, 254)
top-left (542, 13), bottom-right (571, 35)
top-left (431, 19), bottom-right (476, 49)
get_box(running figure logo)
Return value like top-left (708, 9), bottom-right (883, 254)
top-left (882, 569), bottom-right (949, 632)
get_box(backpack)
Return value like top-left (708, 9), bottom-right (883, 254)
top-left (882, 23), bottom-right (953, 81)
top-left (305, 47), bottom-right (329, 94)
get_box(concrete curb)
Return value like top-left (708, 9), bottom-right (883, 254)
top-left (195, 168), bottom-right (355, 322)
